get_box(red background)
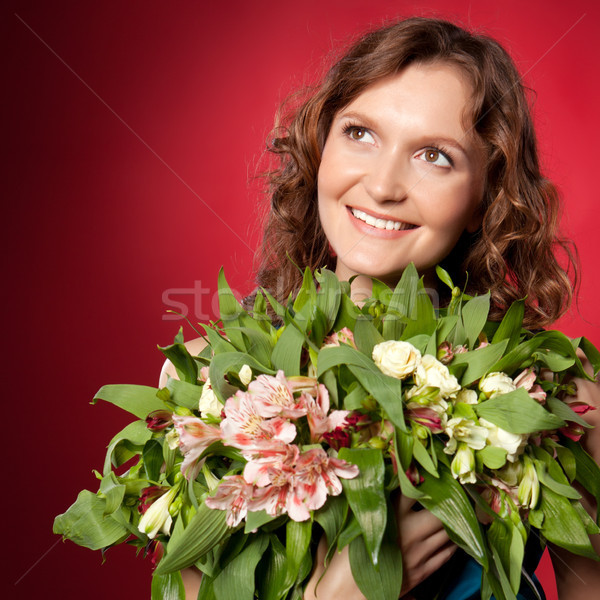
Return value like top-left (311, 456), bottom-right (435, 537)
top-left (4, 1), bottom-right (599, 598)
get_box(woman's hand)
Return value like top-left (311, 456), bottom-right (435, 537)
top-left (303, 493), bottom-right (456, 599)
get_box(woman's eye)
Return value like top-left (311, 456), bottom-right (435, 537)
top-left (418, 148), bottom-right (452, 168)
top-left (345, 126), bottom-right (375, 144)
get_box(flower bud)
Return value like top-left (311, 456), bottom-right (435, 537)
top-left (451, 443), bottom-right (476, 484)
top-left (239, 364), bottom-right (252, 386)
top-left (517, 455), bottom-right (539, 509)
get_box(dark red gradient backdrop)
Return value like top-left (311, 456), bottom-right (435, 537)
top-left (4, 1), bottom-right (599, 598)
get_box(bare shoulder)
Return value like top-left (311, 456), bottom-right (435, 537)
top-left (158, 337), bottom-right (208, 387)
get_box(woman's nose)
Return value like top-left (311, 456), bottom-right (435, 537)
top-left (363, 151), bottom-right (408, 204)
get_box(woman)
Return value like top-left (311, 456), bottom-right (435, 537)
top-left (165, 17), bottom-right (600, 599)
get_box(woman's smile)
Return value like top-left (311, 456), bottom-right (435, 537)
top-left (317, 61), bottom-right (487, 287)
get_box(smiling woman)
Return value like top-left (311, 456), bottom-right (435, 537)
top-left (317, 63), bottom-right (486, 288)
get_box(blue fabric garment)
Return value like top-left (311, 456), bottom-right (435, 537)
top-left (412, 543), bottom-right (546, 600)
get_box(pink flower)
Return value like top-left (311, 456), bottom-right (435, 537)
top-left (290, 448), bottom-right (359, 521)
top-left (514, 368), bottom-right (546, 404)
top-left (243, 444), bottom-right (299, 487)
top-left (559, 401), bottom-right (596, 441)
top-left (304, 384), bottom-right (349, 443)
top-left (406, 406), bottom-right (444, 433)
top-left (248, 371), bottom-right (307, 419)
top-left (173, 415), bottom-right (222, 479)
top-left (145, 410), bottom-right (173, 431)
top-left (205, 475), bottom-right (255, 527)
top-left (323, 327), bottom-right (356, 349)
top-left (220, 391), bottom-right (297, 452)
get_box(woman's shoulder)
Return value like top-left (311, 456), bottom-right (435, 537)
top-left (158, 337), bottom-right (207, 386)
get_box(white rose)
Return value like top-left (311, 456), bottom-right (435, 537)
top-left (239, 364), bottom-right (252, 386)
top-left (455, 388), bottom-right (478, 404)
top-left (413, 354), bottom-right (461, 398)
top-left (199, 377), bottom-right (223, 418)
top-left (372, 340), bottom-right (421, 379)
top-left (479, 372), bottom-right (516, 398)
top-left (479, 418), bottom-right (527, 462)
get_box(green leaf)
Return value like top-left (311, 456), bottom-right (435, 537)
top-left (449, 340), bottom-right (508, 386)
top-left (418, 468), bottom-right (488, 568)
top-left (477, 445), bottom-right (508, 470)
top-left (93, 384), bottom-right (165, 419)
top-left (244, 510), bottom-right (276, 533)
top-left (197, 574), bottom-right (217, 600)
top-left (271, 325), bottom-right (305, 376)
top-left (98, 472), bottom-right (126, 516)
top-left (338, 448), bottom-right (387, 564)
top-left (488, 519), bottom-right (523, 595)
top-left (337, 513), bottom-right (363, 550)
top-left (217, 268), bottom-right (247, 350)
top-left (213, 534), bottom-right (269, 600)
top-left (412, 438), bottom-right (439, 477)
top-left (354, 315), bottom-right (385, 357)
top-left (476, 388), bottom-right (565, 434)
top-left (563, 438), bottom-right (600, 522)
top-left (462, 292), bottom-right (491, 350)
top-left (284, 520), bottom-right (312, 589)
top-left (228, 326), bottom-right (274, 369)
top-left (315, 495), bottom-right (348, 557)
top-left (209, 352), bottom-right (275, 402)
top-left (53, 490), bottom-right (130, 550)
top-left (579, 336), bottom-right (600, 376)
top-left (348, 517), bottom-right (403, 600)
top-left (151, 571), bottom-right (185, 600)
top-left (159, 343), bottom-right (199, 384)
top-left (103, 420), bottom-right (152, 474)
top-left (155, 502), bottom-right (230, 575)
top-left (539, 486), bottom-right (600, 560)
top-left (143, 439), bottom-right (164, 483)
top-left (315, 268), bottom-right (342, 330)
top-left (166, 377), bottom-right (202, 410)
top-left (257, 536), bottom-right (288, 600)
top-left (348, 365), bottom-right (406, 431)
top-left (546, 396), bottom-right (592, 429)
top-left (436, 265), bottom-right (455, 290)
top-left (491, 300), bottom-right (525, 353)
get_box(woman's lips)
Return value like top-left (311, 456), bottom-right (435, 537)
top-left (347, 206), bottom-right (419, 236)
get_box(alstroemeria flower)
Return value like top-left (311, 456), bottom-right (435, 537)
top-left (173, 415), bottom-right (222, 479)
top-left (479, 418), bottom-right (527, 462)
top-left (444, 417), bottom-right (488, 454)
top-left (248, 371), bottom-right (307, 419)
top-left (450, 443), bottom-right (477, 484)
top-left (138, 486), bottom-right (177, 539)
top-left (514, 368), bottom-right (546, 404)
top-left (289, 448), bottom-right (359, 521)
top-left (407, 406), bottom-right (445, 434)
top-left (199, 377), bottom-right (223, 419)
top-left (304, 384), bottom-right (349, 443)
top-left (221, 391), bottom-right (296, 452)
top-left (372, 340), bottom-right (421, 379)
top-left (558, 401), bottom-right (595, 441)
top-left (146, 410), bottom-right (173, 431)
top-left (205, 475), bottom-right (256, 527)
top-left (322, 327), bottom-right (357, 349)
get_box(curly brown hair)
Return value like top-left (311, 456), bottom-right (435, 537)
top-left (254, 17), bottom-right (577, 327)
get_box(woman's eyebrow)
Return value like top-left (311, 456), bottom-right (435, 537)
top-left (335, 110), bottom-right (379, 131)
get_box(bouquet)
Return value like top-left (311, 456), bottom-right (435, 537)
top-left (54, 265), bottom-right (600, 600)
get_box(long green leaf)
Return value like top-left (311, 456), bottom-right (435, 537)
top-left (563, 438), bottom-right (600, 522)
top-left (462, 292), bottom-right (491, 350)
top-left (338, 448), bottom-right (387, 565)
top-left (159, 343), bottom-right (199, 384)
top-left (93, 384), bottom-right (165, 419)
top-left (476, 388), bottom-right (564, 434)
top-left (271, 325), bottom-right (305, 376)
top-left (155, 502), bottom-right (230, 575)
top-left (348, 519), bottom-right (403, 600)
top-left (151, 571), bottom-right (185, 600)
top-left (209, 352), bottom-right (275, 401)
top-left (284, 520), bottom-right (312, 589)
top-left (213, 534), bottom-right (269, 600)
top-left (166, 377), bottom-right (202, 410)
top-left (418, 468), bottom-right (488, 568)
top-left (103, 420), bottom-right (151, 474)
top-left (492, 300), bottom-right (525, 352)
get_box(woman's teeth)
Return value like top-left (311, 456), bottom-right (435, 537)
top-left (351, 208), bottom-right (415, 231)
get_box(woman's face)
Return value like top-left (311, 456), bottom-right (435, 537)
top-left (317, 61), bottom-right (487, 288)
